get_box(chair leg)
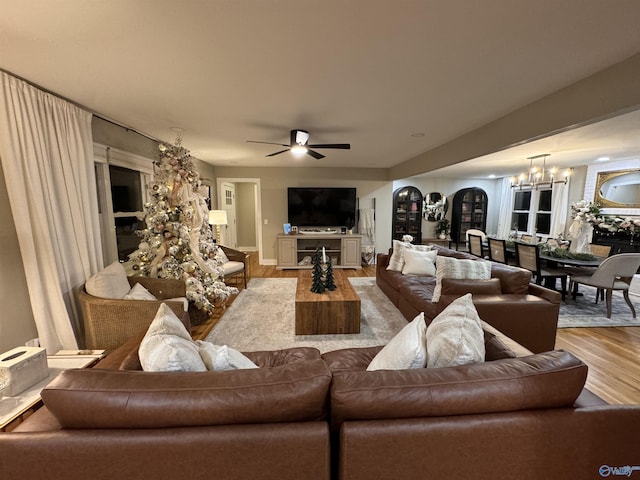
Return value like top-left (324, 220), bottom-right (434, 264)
top-left (623, 289), bottom-right (636, 318)
top-left (559, 276), bottom-right (567, 301)
top-left (605, 289), bottom-right (613, 318)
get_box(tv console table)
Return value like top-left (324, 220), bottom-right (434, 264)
top-left (276, 233), bottom-right (362, 270)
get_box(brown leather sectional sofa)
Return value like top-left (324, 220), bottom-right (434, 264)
top-left (377, 245), bottom-right (561, 353)
top-left (2, 323), bottom-right (639, 480)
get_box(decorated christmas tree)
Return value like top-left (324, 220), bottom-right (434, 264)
top-left (128, 135), bottom-right (237, 316)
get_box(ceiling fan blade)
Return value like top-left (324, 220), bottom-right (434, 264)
top-left (266, 149), bottom-right (290, 157)
top-left (307, 144), bottom-right (351, 149)
top-left (306, 149), bottom-right (325, 160)
top-left (247, 140), bottom-right (289, 146)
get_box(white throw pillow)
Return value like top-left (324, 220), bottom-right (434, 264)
top-left (426, 294), bottom-right (485, 368)
top-left (431, 256), bottom-right (491, 302)
top-left (123, 282), bottom-right (157, 301)
top-left (85, 261), bottom-right (131, 299)
top-left (367, 313), bottom-right (427, 371)
top-left (139, 304), bottom-right (207, 372)
top-left (402, 249), bottom-right (438, 276)
top-left (387, 240), bottom-right (434, 272)
top-left (197, 341), bottom-right (258, 371)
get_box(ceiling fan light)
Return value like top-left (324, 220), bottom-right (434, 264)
top-left (291, 145), bottom-right (308, 156)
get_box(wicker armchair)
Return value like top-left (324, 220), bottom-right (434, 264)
top-left (78, 276), bottom-right (191, 353)
top-left (219, 245), bottom-right (249, 288)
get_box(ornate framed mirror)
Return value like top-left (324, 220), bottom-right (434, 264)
top-left (594, 168), bottom-right (640, 208)
top-left (423, 192), bottom-right (447, 221)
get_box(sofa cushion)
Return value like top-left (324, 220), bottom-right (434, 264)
top-left (85, 261), bottom-right (130, 299)
top-left (42, 358), bottom-right (332, 429)
top-left (441, 277), bottom-right (501, 296)
top-left (401, 249), bottom-right (438, 276)
top-left (139, 303), bottom-right (207, 372)
top-left (426, 293), bottom-right (485, 368)
top-left (432, 256), bottom-right (492, 302)
top-left (367, 313), bottom-right (427, 371)
top-left (329, 350), bottom-right (587, 427)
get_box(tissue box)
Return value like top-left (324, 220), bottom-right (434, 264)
top-left (0, 347), bottom-right (48, 396)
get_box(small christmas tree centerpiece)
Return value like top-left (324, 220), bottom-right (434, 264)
top-left (310, 248), bottom-right (326, 294)
top-left (127, 135), bottom-right (238, 320)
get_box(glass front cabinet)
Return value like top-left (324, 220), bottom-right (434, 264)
top-left (451, 187), bottom-right (488, 245)
top-left (392, 186), bottom-right (423, 244)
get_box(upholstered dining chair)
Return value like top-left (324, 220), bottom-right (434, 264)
top-left (568, 253), bottom-right (640, 318)
top-left (589, 244), bottom-right (612, 258)
top-left (515, 242), bottom-right (568, 300)
top-left (467, 233), bottom-right (485, 258)
top-left (487, 237), bottom-right (508, 264)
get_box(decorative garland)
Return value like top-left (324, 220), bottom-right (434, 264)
top-left (570, 201), bottom-right (640, 236)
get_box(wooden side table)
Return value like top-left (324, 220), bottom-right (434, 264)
top-left (0, 353), bottom-right (104, 431)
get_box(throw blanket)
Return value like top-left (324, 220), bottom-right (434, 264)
top-left (358, 208), bottom-right (375, 240)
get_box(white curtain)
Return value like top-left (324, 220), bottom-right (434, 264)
top-left (0, 72), bottom-right (103, 353)
top-left (496, 177), bottom-right (513, 239)
top-left (549, 180), bottom-right (570, 238)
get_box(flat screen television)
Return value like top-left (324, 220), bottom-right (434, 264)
top-left (288, 187), bottom-right (356, 228)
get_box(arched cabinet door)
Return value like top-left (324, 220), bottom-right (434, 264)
top-left (392, 186), bottom-right (423, 244)
top-left (451, 187), bottom-right (487, 245)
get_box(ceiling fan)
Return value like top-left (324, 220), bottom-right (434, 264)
top-left (247, 129), bottom-right (350, 160)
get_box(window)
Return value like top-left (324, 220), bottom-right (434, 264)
top-left (94, 144), bottom-right (152, 264)
top-left (511, 188), bottom-right (553, 236)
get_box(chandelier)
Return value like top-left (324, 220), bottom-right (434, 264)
top-left (510, 154), bottom-right (571, 189)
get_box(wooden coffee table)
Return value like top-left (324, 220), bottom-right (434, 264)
top-left (295, 269), bottom-right (361, 335)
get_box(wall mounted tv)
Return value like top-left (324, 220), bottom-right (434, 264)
top-left (288, 187), bottom-right (356, 228)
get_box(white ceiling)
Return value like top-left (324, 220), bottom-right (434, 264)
top-left (1, 0), bottom-right (640, 176)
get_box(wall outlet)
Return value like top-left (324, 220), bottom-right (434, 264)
top-left (264, 219), bottom-right (269, 224)
top-left (25, 338), bottom-right (40, 347)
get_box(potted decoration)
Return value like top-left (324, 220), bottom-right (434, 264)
top-left (435, 218), bottom-right (450, 239)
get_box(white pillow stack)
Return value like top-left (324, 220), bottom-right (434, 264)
top-left (139, 303), bottom-right (257, 372)
top-left (367, 313), bottom-right (427, 371)
top-left (366, 294), bottom-right (485, 371)
top-left (85, 261), bottom-right (131, 299)
top-left (401, 249), bottom-right (438, 276)
top-left (139, 304), bottom-right (207, 372)
top-left (123, 282), bottom-right (157, 300)
top-left (426, 294), bottom-right (485, 368)
top-left (387, 240), bottom-right (434, 272)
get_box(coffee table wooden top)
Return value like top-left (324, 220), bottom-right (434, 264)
top-left (295, 269), bottom-right (361, 334)
top-left (295, 269), bottom-right (359, 303)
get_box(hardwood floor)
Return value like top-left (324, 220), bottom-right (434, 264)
top-left (197, 251), bottom-right (640, 405)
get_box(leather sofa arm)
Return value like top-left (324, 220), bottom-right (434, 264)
top-left (528, 282), bottom-right (562, 304)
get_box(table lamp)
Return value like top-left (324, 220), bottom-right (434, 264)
top-left (208, 210), bottom-right (228, 244)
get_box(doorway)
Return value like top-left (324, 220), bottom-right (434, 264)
top-left (217, 178), bottom-right (263, 264)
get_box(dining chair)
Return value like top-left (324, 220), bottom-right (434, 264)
top-left (568, 253), bottom-right (640, 318)
top-left (467, 233), bottom-right (485, 258)
top-left (515, 242), bottom-right (568, 300)
top-left (589, 244), bottom-right (612, 258)
top-left (487, 237), bottom-right (508, 264)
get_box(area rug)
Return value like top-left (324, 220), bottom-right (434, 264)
top-left (206, 277), bottom-right (407, 353)
top-left (558, 284), bottom-right (640, 328)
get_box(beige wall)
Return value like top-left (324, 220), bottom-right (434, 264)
top-left (215, 167), bottom-right (392, 260)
